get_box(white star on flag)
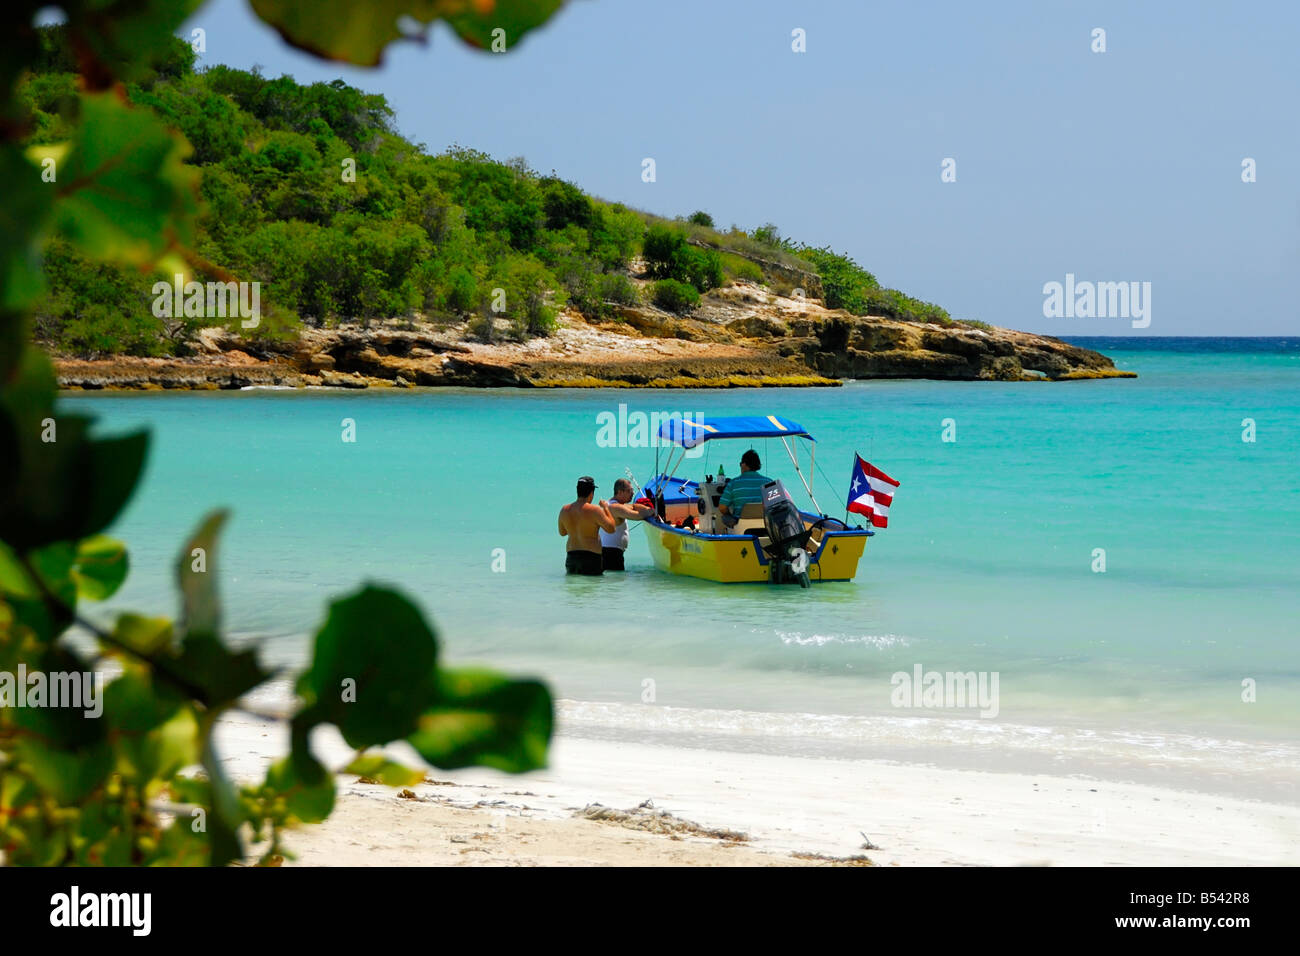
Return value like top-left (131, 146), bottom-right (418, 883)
top-left (846, 454), bottom-right (900, 528)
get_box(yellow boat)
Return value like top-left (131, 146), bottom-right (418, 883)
top-left (639, 415), bottom-right (873, 586)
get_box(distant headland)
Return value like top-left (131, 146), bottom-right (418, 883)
top-left (22, 37), bottom-right (1131, 390)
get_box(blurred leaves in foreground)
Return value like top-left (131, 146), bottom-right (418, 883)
top-left (0, 0), bottom-right (562, 865)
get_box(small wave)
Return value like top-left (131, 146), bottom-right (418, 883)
top-left (555, 699), bottom-right (1300, 780)
top-left (775, 630), bottom-right (910, 648)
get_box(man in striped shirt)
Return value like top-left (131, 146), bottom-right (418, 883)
top-left (718, 449), bottom-right (771, 525)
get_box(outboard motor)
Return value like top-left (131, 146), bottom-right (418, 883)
top-left (761, 480), bottom-right (813, 587)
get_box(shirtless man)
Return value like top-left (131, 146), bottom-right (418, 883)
top-left (559, 475), bottom-right (617, 575)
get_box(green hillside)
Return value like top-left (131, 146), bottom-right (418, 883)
top-left (22, 28), bottom-right (953, 357)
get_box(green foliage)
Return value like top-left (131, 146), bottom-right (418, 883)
top-left (795, 245), bottom-right (949, 323)
top-left (719, 252), bottom-right (764, 284)
top-left (466, 310), bottom-right (497, 344)
top-left (588, 202), bottom-right (644, 271)
top-left (798, 245), bottom-right (878, 312)
top-left (249, 0), bottom-right (564, 67)
top-left (445, 266), bottom-right (479, 315)
top-left (599, 273), bottom-right (640, 308)
top-left (22, 30), bottom-right (657, 351)
top-left (0, 0), bottom-right (565, 869)
top-left (0, 352), bottom-right (148, 553)
top-left (652, 278), bottom-right (700, 315)
top-left (36, 91), bottom-right (200, 269)
top-left (539, 177), bottom-right (593, 231)
top-left (15, 23), bottom-right (965, 355)
top-left (494, 254), bottom-right (565, 338)
top-left (643, 225), bottom-right (685, 277)
top-left (751, 222), bottom-right (789, 250)
top-left (0, 401), bottom-right (555, 865)
top-left (33, 239), bottom-right (178, 356)
top-left (642, 225), bottom-right (723, 293)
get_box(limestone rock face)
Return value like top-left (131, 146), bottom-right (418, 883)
top-left (52, 281), bottom-right (1133, 389)
top-left (725, 314), bottom-right (790, 339)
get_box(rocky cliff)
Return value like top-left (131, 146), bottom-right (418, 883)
top-left (53, 277), bottom-right (1133, 390)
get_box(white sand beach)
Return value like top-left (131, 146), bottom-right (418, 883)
top-left (215, 709), bottom-right (1300, 867)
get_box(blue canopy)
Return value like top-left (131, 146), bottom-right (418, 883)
top-left (656, 415), bottom-right (813, 448)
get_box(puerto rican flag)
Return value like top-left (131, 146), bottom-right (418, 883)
top-left (847, 455), bottom-right (899, 528)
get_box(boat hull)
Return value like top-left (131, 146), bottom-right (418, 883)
top-left (642, 518), bottom-right (868, 583)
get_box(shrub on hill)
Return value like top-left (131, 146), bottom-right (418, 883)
top-left (643, 224), bottom-right (723, 293)
top-left (652, 278), bottom-right (700, 315)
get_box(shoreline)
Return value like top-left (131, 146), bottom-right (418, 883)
top-left (216, 709), bottom-right (1300, 867)
top-left (47, 284), bottom-right (1136, 392)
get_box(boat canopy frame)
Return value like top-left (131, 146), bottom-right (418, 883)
top-left (652, 415), bottom-right (823, 515)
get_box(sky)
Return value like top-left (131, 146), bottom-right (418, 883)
top-left (172, 0), bottom-right (1298, 336)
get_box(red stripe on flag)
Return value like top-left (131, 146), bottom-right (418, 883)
top-left (859, 456), bottom-right (900, 488)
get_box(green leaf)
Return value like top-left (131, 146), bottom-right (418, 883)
top-left (0, 146), bottom-right (55, 313)
top-left (165, 510), bottom-right (270, 709)
top-left (177, 510), bottom-right (227, 638)
top-left (1, 594), bottom-right (61, 645)
top-left (0, 543), bottom-right (76, 635)
top-left (0, 349), bottom-right (148, 550)
top-left (0, 419), bottom-right (149, 552)
top-left (249, 0), bottom-right (565, 66)
top-left (0, 541), bottom-right (51, 600)
top-left (72, 535), bottom-right (129, 602)
top-left (266, 756), bottom-right (336, 823)
top-left (101, 664), bottom-right (197, 781)
top-left (63, 0), bottom-right (205, 87)
top-left (124, 705), bottom-right (200, 783)
top-left (0, 419), bottom-right (148, 550)
top-left (152, 816), bottom-right (211, 866)
top-left (293, 586), bottom-right (440, 752)
top-left (0, 323), bottom-right (27, 400)
top-left (443, 0), bottom-right (565, 50)
top-left (169, 630), bottom-right (270, 711)
top-left (10, 644), bottom-right (114, 802)
top-left (343, 753), bottom-right (426, 787)
top-left (49, 92), bottom-right (200, 269)
top-left (102, 664), bottom-right (183, 732)
top-left (80, 433), bottom-right (149, 541)
top-left (23, 542), bottom-right (77, 611)
top-left (168, 776), bottom-right (212, 806)
top-left (109, 612), bottom-right (175, 657)
top-left (407, 668), bottom-right (552, 773)
top-left (0, 347), bottom-right (57, 509)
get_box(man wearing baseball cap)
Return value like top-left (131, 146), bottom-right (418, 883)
top-left (558, 475), bottom-right (617, 575)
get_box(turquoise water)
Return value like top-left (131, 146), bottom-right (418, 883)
top-left (62, 346), bottom-right (1300, 797)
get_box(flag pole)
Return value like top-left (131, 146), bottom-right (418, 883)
top-left (844, 451), bottom-right (852, 527)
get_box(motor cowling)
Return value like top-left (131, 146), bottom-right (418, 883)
top-left (762, 480), bottom-right (805, 547)
top-left (761, 480), bottom-right (813, 587)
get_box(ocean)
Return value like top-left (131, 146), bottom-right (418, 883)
top-left (62, 338), bottom-right (1300, 801)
